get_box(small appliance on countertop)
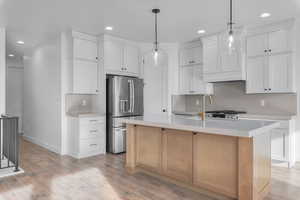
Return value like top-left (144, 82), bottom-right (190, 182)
top-left (205, 110), bottom-right (247, 120)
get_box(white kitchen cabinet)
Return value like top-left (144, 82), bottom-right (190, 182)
top-left (202, 31), bottom-right (245, 82)
top-left (270, 119), bottom-right (295, 168)
top-left (124, 44), bottom-right (140, 74)
top-left (179, 65), bottom-right (213, 95)
top-left (246, 54), bottom-right (293, 93)
top-left (271, 128), bottom-right (287, 161)
top-left (101, 35), bottom-right (140, 76)
top-left (246, 33), bottom-right (268, 57)
top-left (268, 54), bottom-right (293, 93)
top-left (66, 31), bottom-right (99, 94)
top-left (202, 36), bottom-right (219, 74)
top-left (179, 45), bottom-right (202, 66)
top-left (246, 57), bottom-right (267, 93)
top-left (68, 116), bottom-right (106, 159)
top-left (73, 60), bottom-right (98, 94)
top-left (74, 38), bottom-right (98, 61)
top-left (246, 21), bottom-right (295, 94)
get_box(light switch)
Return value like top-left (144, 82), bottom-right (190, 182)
top-left (260, 99), bottom-right (265, 107)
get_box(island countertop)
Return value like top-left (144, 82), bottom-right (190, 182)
top-left (120, 114), bottom-right (280, 138)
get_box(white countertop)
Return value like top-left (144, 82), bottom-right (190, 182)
top-left (173, 111), bottom-right (296, 121)
top-left (66, 112), bottom-right (105, 118)
top-left (120, 114), bottom-right (280, 138)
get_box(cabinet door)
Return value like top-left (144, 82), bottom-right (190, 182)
top-left (124, 44), bottom-right (140, 74)
top-left (162, 129), bottom-right (193, 183)
top-left (104, 40), bottom-right (123, 72)
top-left (73, 60), bottom-right (98, 94)
top-left (193, 133), bottom-right (238, 198)
top-left (179, 66), bottom-right (193, 94)
top-left (271, 129), bottom-right (287, 161)
top-left (192, 46), bottom-right (203, 64)
top-left (268, 29), bottom-right (289, 54)
top-left (246, 57), bottom-right (267, 93)
top-left (203, 36), bottom-right (219, 73)
top-left (268, 53), bottom-right (293, 93)
top-left (179, 48), bottom-right (190, 66)
top-left (74, 38), bottom-right (98, 61)
top-left (136, 126), bottom-right (162, 172)
top-left (191, 65), bottom-right (213, 94)
top-left (246, 33), bottom-right (268, 57)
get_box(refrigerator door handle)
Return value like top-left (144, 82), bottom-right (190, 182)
top-left (128, 80), bottom-right (134, 113)
top-left (131, 80), bottom-right (135, 113)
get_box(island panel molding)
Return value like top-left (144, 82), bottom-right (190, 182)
top-left (125, 123), bottom-right (273, 200)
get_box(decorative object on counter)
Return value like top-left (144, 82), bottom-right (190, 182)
top-left (144, 8), bottom-right (167, 67)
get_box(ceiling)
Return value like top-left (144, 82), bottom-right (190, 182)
top-left (1, 0), bottom-right (300, 59)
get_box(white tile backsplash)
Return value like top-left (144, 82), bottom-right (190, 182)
top-left (172, 81), bottom-right (297, 115)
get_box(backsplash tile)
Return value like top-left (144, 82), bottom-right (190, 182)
top-left (172, 81), bottom-right (297, 115)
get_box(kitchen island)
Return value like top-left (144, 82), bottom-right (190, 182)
top-left (121, 114), bottom-right (280, 200)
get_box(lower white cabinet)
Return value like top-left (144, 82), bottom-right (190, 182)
top-left (67, 116), bottom-right (106, 158)
top-left (179, 65), bottom-right (213, 95)
top-left (271, 119), bottom-right (295, 168)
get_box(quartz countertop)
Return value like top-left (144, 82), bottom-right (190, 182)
top-left (66, 112), bottom-right (105, 118)
top-left (120, 114), bottom-right (280, 138)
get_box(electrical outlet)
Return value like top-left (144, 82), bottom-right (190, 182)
top-left (260, 99), bottom-right (265, 107)
top-left (82, 99), bottom-right (87, 106)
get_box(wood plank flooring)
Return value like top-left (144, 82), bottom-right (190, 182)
top-left (0, 138), bottom-right (299, 200)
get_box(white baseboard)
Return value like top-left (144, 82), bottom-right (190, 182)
top-left (23, 135), bottom-right (61, 154)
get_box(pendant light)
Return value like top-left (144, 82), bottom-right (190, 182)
top-left (144, 8), bottom-right (167, 67)
top-left (225, 0), bottom-right (240, 54)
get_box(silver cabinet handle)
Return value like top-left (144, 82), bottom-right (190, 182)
top-left (90, 130), bottom-right (98, 133)
top-left (89, 144), bottom-right (98, 146)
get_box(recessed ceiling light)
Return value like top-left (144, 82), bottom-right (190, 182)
top-left (260, 13), bottom-right (271, 18)
top-left (197, 29), bottom-right (206, 34)
top-left (8, 54), bottom-right (14, 57)
top-left (105, 26), bottom-right (113, 31)
top-left (17, 40), bottom-right (25, 44)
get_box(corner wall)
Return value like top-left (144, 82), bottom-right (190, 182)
top-left (23, 37), bottom-right (62, 154)
top-left (0, 28), bottom-right (5, 115)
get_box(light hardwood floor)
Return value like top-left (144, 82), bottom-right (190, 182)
top-left (0, 138), bottom-right (299, 200)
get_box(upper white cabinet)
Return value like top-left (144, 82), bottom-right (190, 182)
top-left (202, 29), bottom-right (245, 82)
top-left (179, 65), bottom-right (213, 95)
top-left (246, 19), bottom-right (295, 94)
top-left (202, 36), bottom-right (219, 74)
top-left (101, 35), bottom-right (140, 76)
top-left (74, 38), bottom-right (98, 61)
top-left (178, 41), bottom-right (213, 95)
top-left (63, 31), bottom-right (99, 94)
top-left (179, 45), bottom-right (203, 66)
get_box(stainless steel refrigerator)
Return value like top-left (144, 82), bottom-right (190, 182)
top-left (106, 75), bottom-right (144, 153)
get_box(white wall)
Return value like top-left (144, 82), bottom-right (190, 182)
top-left (139, 43), bottom-right (179, 115)
top-left (23, 37), bottom-right (62, 154)
top-left (294, 19), bottom-right (300, 162)
top-left (0, 28), bottom-right (6, 115)
top-left (6, 58), bottom-right (24, 132)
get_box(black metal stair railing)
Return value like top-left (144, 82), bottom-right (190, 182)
top-left (0, 115), bottom-right (20, 172)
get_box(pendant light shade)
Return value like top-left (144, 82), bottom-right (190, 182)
top-left (144, 8), bottom-right (167, 67)
top-left (224, 0), bottom-right (241, 54)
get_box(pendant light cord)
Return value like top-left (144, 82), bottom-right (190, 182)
top-left (154, 12), bottom-right (158, 51)
top-left (229, 0), bottom-right (233, 32)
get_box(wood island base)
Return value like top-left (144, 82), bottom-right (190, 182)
top-left (125, 124), bottom-right (272, 200)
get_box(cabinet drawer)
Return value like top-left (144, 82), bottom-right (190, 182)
top-left (80, 117), bottom-right (105, 125)
top-left (80, 123), bottom-right (105, 139)
top-left (80, 138), bottom-right (104, 153)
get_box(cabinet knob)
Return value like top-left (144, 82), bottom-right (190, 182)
top-left (264, 50), bottom-right (268, 53)
top-left (96, 57), bottom-right (98, 60)
top-left (269, 88), bottom-right (271, 91)
top-left (269, 49), bottom-right (272, 52)
top-left (264, 89), bottom-right (267, 91)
